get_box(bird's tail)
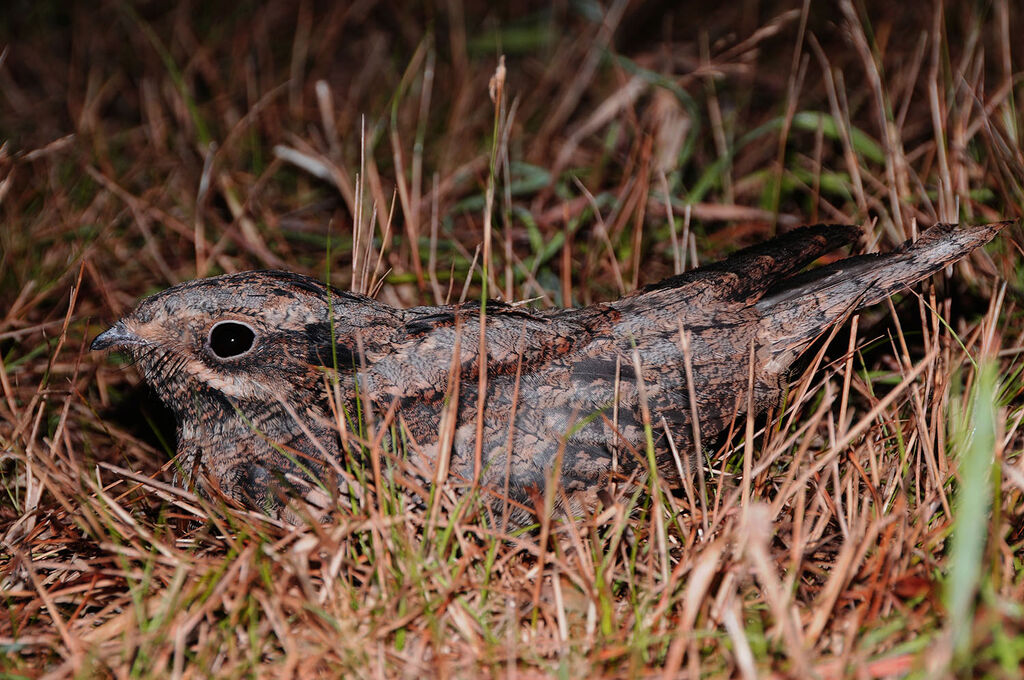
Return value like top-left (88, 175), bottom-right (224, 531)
top-left (755, 221), bottom-right (1011, 360)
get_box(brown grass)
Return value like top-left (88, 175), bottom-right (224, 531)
top-left (2, 1), bottom-right (1023, 677)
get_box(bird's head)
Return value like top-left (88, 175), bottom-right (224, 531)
top-left (91, 270), bottom-right (388, 416)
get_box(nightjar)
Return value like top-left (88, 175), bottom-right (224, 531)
top-left (93, 222), bottom-right (1008, 525)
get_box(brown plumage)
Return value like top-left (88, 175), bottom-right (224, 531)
top-left (92, 221), bottom-right (1009, 525)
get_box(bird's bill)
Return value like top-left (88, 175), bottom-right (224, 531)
top-left (91, 321), bottom-right (146, 351)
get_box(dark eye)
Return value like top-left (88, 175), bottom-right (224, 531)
top-left (208, 321), bottom-right (256, 359)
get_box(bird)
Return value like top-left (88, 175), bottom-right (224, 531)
top-left (92, 221), bottom-right (1009, 526)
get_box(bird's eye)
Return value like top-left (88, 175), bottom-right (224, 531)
top-left (207, 321), bottom-right (256, 359)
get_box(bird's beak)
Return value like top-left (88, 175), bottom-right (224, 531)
top-left (91, 321), bottom-right (145, 351)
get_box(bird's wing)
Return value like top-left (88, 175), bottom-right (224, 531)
top-left (636, 223), bottom-right (862, 303)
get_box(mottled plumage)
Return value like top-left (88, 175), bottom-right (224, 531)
top-left (93, 222), bottom-right (1008, 525)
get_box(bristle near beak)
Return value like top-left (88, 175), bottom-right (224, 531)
top-left (91, 321), bottom-right (146, 351)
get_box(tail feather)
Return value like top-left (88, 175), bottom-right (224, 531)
top-left (756, 221), bottom-right (1011, 357)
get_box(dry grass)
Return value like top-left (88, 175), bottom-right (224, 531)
top-left (2, 1), bottom-right (1024, 678)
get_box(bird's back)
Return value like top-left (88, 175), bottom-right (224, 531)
top-left (384, 222), bottom-right (1008, 523)
top-left (381, 225), bottom-right (869, 511)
